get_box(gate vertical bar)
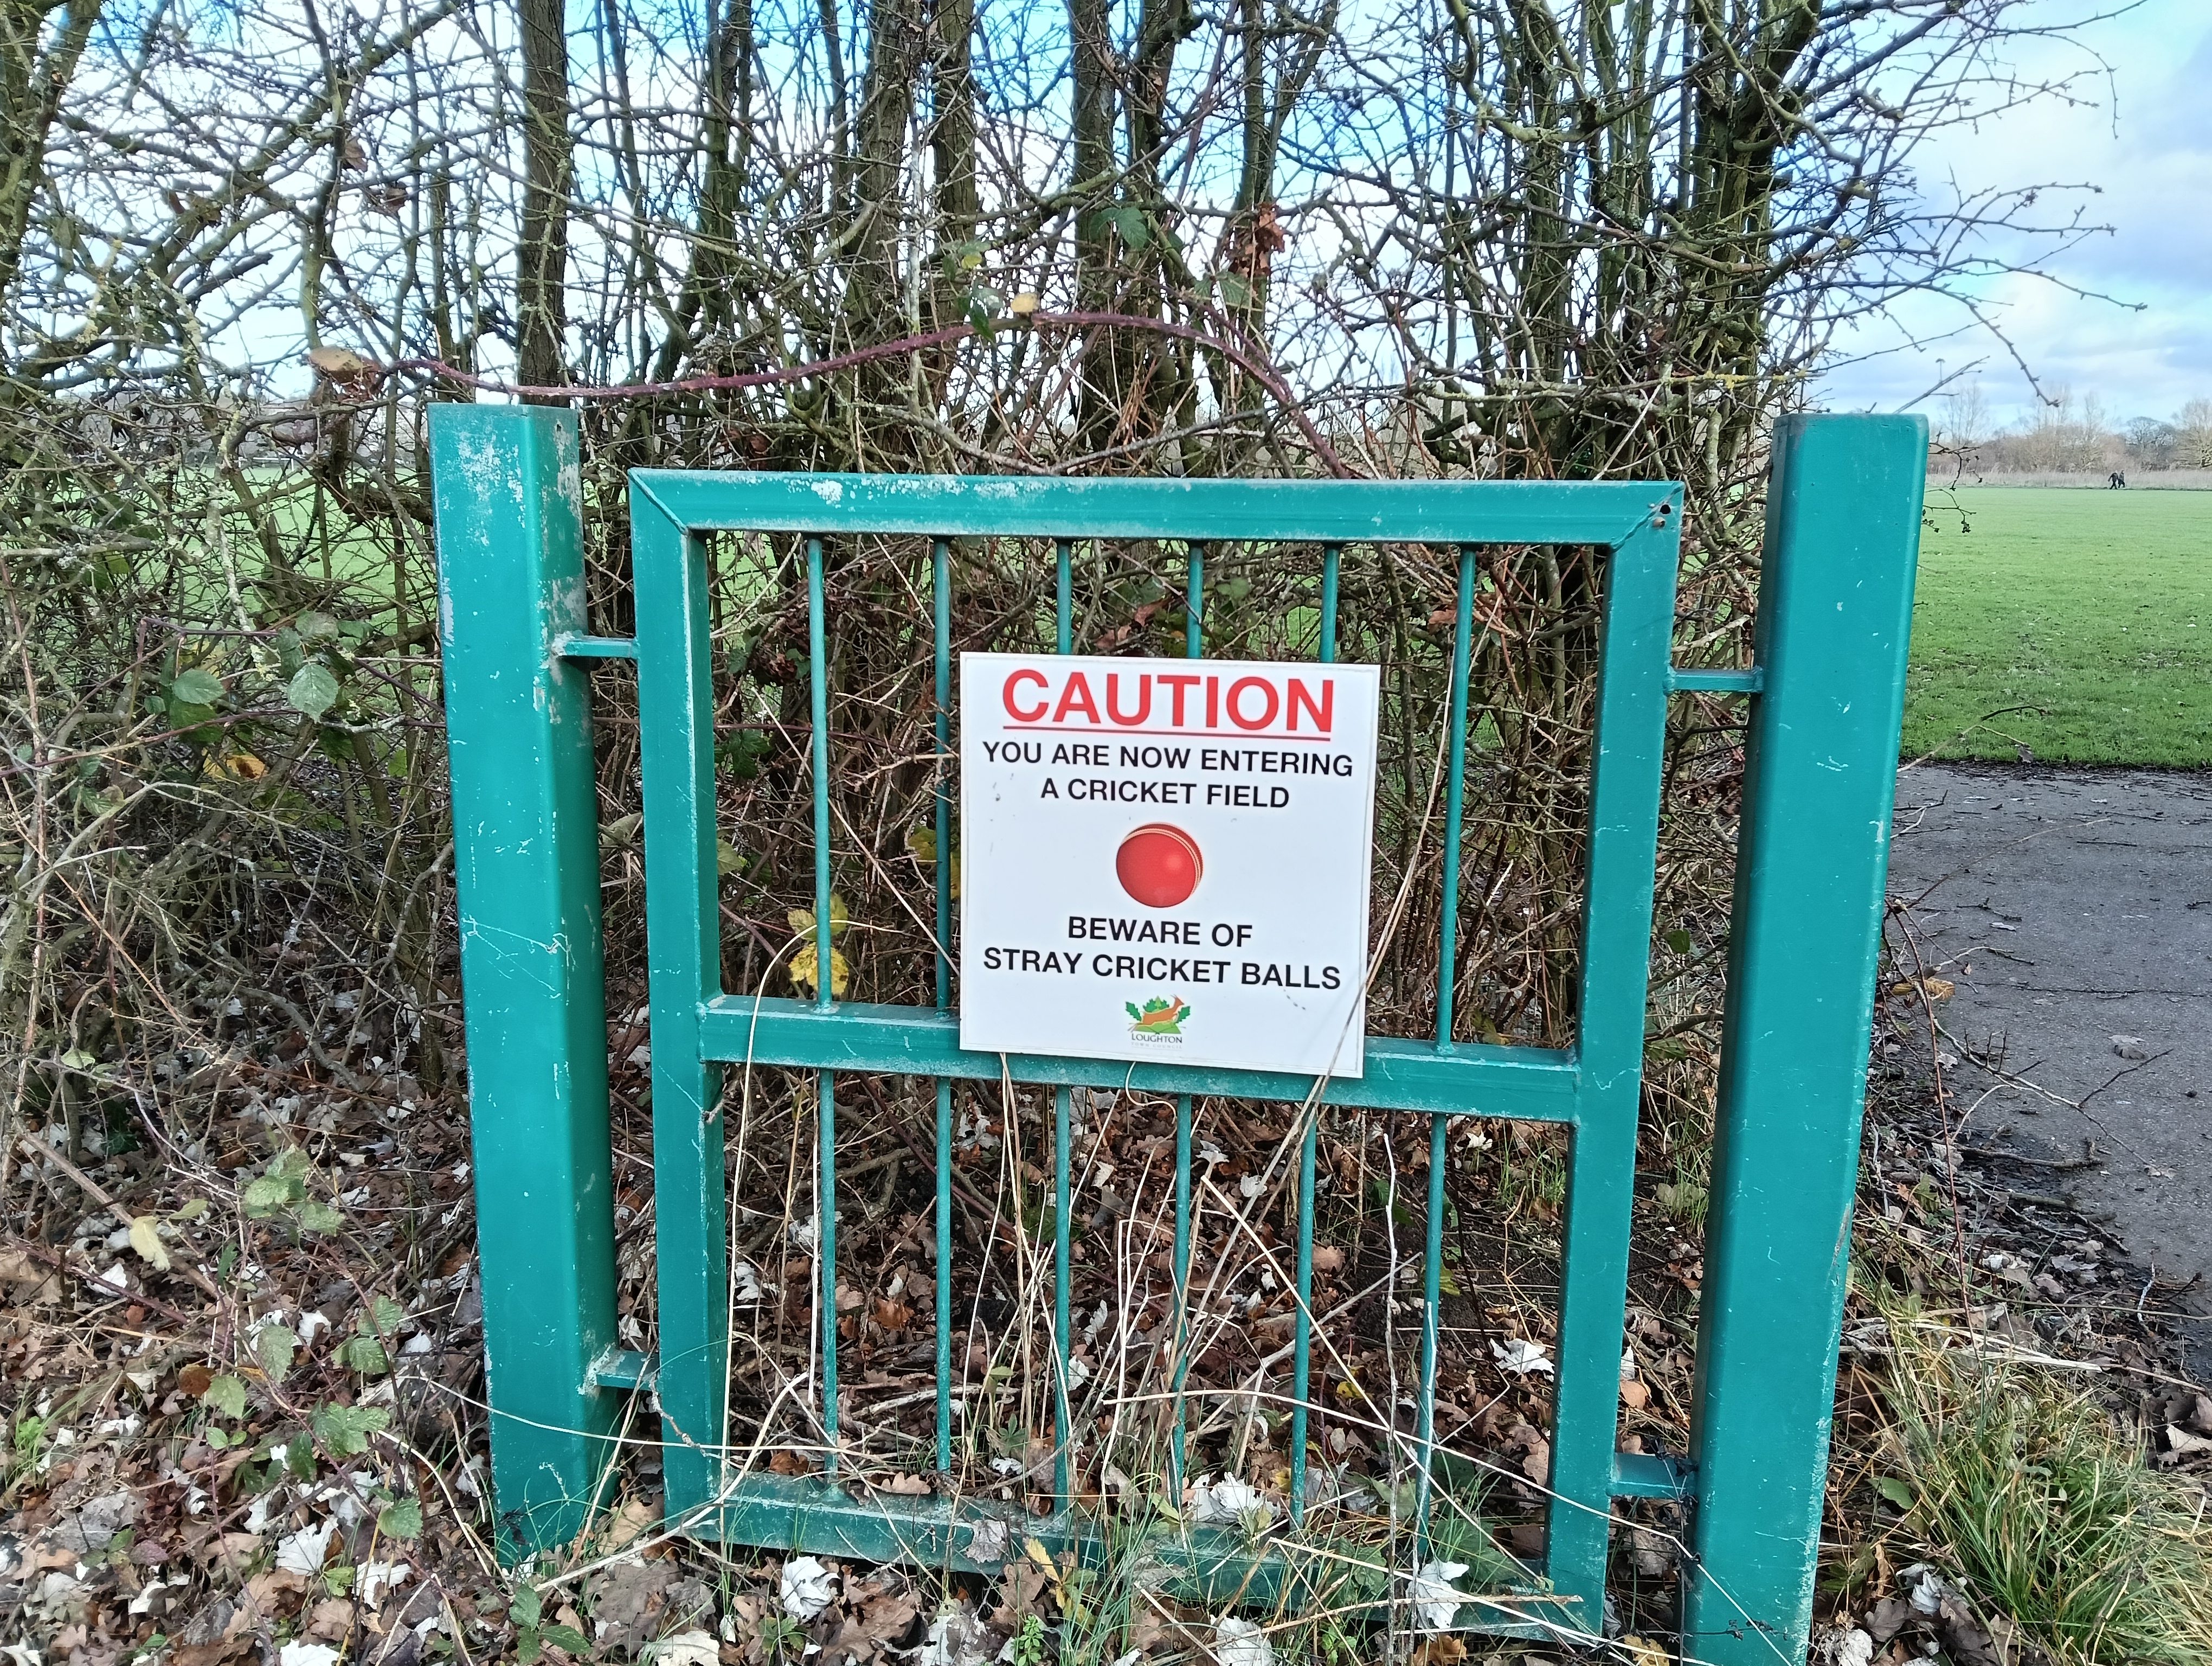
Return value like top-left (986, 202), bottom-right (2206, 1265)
top-left (1052, 540), bottom-right (1075, 1501)
top-left (1291, 543), bottom-right (1340, 1527)
top-left (1169, 541), bottom-right (1204, 1491)
top-left (1546, 499), bottom-right (1681, 1628)
top-left (630, 480), bottom-right (729, 1521)
top-left (430, 406), bottom-right (620, 1553)
top-left (933, 540), bottom-right (955, 1473)
top-left (1682, 414), bottom-right (1927, 1665)
top-left (806, 536), bottom-right (841, 1477)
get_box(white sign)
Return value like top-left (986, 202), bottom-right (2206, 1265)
top-left (959, 652), bottom-right (1381, 1077)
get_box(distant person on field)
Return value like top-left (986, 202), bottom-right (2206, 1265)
top-left (2107, 470), bottom-right (2127, 488)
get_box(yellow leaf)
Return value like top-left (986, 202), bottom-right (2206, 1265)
top-left (715, 838), bottom-right (744, 876)
top-left (790, 943), bottom-right (851, 999)
top-left (207, 751), bottom-right (267, 781)
top-left (1023, 1537), bottom-right (1057, 1574)
top-left (127, 1215), bottom-right (170, 1273)
top-left (905, 825), bottom-right (938, 863)
top-left (1008, 293), bottom-right (1040, 316)
top-left (787, 893), bottom-right (851, 940)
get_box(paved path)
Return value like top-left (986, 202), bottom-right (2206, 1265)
top-left (1886, 765), bottom-right (2212, 1365)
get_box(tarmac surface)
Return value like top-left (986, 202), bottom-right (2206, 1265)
top-left (1886, 764), bottom-right (2212, 1369)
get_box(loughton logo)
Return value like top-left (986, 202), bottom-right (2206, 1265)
top-left (1126, 996), bottom-right (1191, 1037)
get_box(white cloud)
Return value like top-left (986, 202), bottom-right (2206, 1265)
top-left (1817, 1), bottom-right (2212, 428)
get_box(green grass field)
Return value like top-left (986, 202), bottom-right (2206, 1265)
top-left (1905, 487), bottom-right (2212, 767)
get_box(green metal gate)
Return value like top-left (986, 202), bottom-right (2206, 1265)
top-left (429, 410), bottom-right (1925, 1664)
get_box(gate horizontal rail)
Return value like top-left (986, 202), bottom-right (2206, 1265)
top-left (430, 413), bottom-right (1926, 1665)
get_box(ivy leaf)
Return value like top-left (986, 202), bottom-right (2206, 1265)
top-left (312, 1402), bottom-right (392, 1458)
top-left (203, 1374), bottom-right (249, 1419)
top-left (254, 1323), bottom-right (299, 1382)
top-left (377, 1496), bottom-right (423, 1540)
top-left (170, 668), bottom-right (224, 705)
top-left (287, 662), bottom-right (340, 720)
top-left (127, 1215), bottom-right (170, 1272)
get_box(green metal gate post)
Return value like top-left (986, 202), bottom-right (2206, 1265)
top-left (429, 405), bottom-right (623, 1550)
top-left (1683, 414), bottom-right (1927, 1662)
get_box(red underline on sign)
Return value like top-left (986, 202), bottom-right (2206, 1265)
top-left (1002, 723), bottom-right (1336, 742)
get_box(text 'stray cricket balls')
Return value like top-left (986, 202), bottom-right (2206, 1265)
top-left (959, 651), bottom-right (1382, 1078)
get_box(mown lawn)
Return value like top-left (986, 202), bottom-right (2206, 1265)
top-left (1906, 486), bottom-right (2212, 767)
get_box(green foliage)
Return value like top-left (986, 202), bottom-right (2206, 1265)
top-left (338, 1297), bottom-right (406, 1376)
top-left (286, 662), bottom-right (340, 720)
top-left (377, 1495), bottom-right (423, 1540)
top-left (202, 1374), bottom-right (249, 1420)
top-left (1886, 1317), bottom-right (2212, 1663)
top-left (510, 1584), bottom-right (590, 1664)
top-left (1909, 488), bottom-right (2212, 766)
top-left (253, 1323), bottom-right (299, 1382)
top-left (312, 1402), bottom-right (392, 1458)
top-left (240, 1146), bottom-right (344, 1234)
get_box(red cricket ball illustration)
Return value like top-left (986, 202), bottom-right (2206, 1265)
top-left (1116, 823), bottom-right (1204, 908)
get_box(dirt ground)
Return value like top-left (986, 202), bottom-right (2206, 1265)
top-left (1886, 763), bottom-right (2212, 1375)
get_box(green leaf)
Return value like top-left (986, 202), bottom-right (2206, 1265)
top-left (170, 668), bottom-right (224, 705)
top-left (1107, 204), bottom-right (1150, 251)
top-left (204, 1374), bottom-right (249, 1419)
top-left (516, 1633), bottom-right (545, 1666)
top-left (1217, 271), bottom-right (1253, 310)
top-left (542, 1626), bottom-right (590, 1654)
top-left (1664, 928), bottom-right (1694, 955)
top-left (312, 1402), bottom-right (392, 1458)
top-left (904, 825), bottom-right (937, 864)
top-left (59, 1047), bottom-right (98, 1071)
top-left (369, 1296), bottom-right (406, 1335)
top-left (287, 662), bottom-right (341, 720)
top-left (716, 838), bottom-right (745, 877)
top-left (378, 1496), bottom-right (423, 1540)
top-left (297, 1200), bottom-right (345, 1234)
top-left (1876, 1475), bottom-right (1914, 1510)
top-left (254, 1324), bottom-right (298, 1382)
top-left (297, 610), bottom-right (341, 640)
top-left (240, 1175), bottom-right (292, 1216)
top-left (339, 1335), bottom-right (390, 1376)
top-left (510, 1587), bottom-right (543, 1630)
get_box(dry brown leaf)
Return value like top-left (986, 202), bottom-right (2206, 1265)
top-left (1311, 1245), bottom-right (1346, 1273)
top-left (768, 1448), bottom-right (812, 1476)
top-left (1618, 1377), bottom-right (1650, 1411)
top-left (1409, 1638), bottom-right (1467, 1666)
top-left (306, 345), bottom-right (372, 381)
top-left (871, 1299), bottom-right (912, 1331)
top-left (885, 1473), bottom-right (930, 1495)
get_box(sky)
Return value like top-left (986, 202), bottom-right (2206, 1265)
top-left (1812, 0), bottom-right (2212, 431)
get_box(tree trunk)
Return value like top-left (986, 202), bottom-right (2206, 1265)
top-left (517, 0), bottom-right (571, 399)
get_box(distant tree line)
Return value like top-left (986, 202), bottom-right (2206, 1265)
top-left (1937, 388), bottom-right (2212, 475)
